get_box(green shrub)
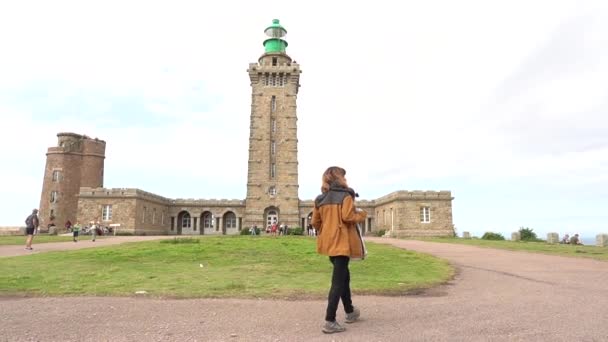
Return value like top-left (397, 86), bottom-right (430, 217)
top-left (287, 227), bottom-right (304, 235)
top-left (481, 232), bottom-right (505, 240)
top-left (160, 237), bottom-right (200, 244)
top-left (519, 227), bottom-right (542, 241)
top-left (375, 229), bottom-right (386, 237)
top-left (240, 227), bottom-right (261, 235)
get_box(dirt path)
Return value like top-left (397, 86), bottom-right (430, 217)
top-left (1, 237), bottom-right (607, 341)
top-left (0, 236), bottom-right (175, 258)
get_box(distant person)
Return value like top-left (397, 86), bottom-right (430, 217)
top-left (24, 209), bottom-right (39, 251)
top-left (65, 220), bottom-right (72, 233)
top-left (271, 223), bottom-right (278, 237)
top-left (90, 221), bottom-right (98, 242)
top-left (249, 225), bottom-right (257, 236)
top-left (312, 166), bottom-right (367, 334)
top-left (72, 222), bottom-right (81, 242)
top-left (561, 234), bottom-right (570, 244)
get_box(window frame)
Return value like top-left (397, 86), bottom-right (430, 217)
top-left (102, 205), bottom-right (112, 221)
top-left (50, 191), bottom-right (58, 203)
top-left (52, 170), bottom-right (61, 182)
top-left (420, 207), bottom-right (431, 223)
top-left (181, 213), bottom-right (191, 228)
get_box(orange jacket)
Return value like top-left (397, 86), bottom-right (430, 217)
top-left (312, 187), bottom-right (367, 258)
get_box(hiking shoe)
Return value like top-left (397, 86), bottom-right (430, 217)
top-left (322, 320), bottom-right (346, 334)
top-left (345, 306), bottom-right (360, 323)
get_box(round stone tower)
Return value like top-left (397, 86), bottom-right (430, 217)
top-left (38, 133), bottom-right (106, 229)
top-left (245, 19), bottom-right (302, 229)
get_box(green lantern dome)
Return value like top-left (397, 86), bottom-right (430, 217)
top-left (263, 19), bottom-right (288, 53)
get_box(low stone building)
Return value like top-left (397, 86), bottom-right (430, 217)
top-left (38, 20), bottom-right (455, 237)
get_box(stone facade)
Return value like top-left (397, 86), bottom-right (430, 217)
top-left (38, 20), bottom-right (455, 237)
top-left (372, 191), bottom-right (454, 237)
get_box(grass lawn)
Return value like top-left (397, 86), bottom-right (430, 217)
top-left (0, 235), bottom-right (86, 245)
top-left (417, 237), bottom-right (608, 261)
top-left (0, 236), bottom-right (452, 298)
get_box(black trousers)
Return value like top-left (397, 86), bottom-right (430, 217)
top-left (325, 256), bottom-right (354, 322)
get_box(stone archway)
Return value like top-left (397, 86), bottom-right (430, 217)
top-left (176, 211), bottom-right (191, 235)
top-left (222, 211), bottom-right (236, 235)
top-left (200, 211), bottom-right (213, 235)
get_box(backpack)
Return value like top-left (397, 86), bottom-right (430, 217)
top-left (25, 214), bottom-right (34, 227)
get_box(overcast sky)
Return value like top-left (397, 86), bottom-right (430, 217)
top-left (1, 0), bottom-right (607, 239)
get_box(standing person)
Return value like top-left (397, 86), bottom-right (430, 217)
top-left (312, 166), bottom-right (367, 334)
top-left (72, 222), bottom-right (81, 242)
top-left (271, 222), bottom-right (278, 237)
top-left (65, 220), bottom-right (72, 233)
top-left (90, 221), bottom-right (97, 242)
top-left (24, 209), bottom-right (39, 251)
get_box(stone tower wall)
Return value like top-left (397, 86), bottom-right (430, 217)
top-left (245, 53), bottom-right (302, 228)
top-left (38, 133), bottom-right (105, 229)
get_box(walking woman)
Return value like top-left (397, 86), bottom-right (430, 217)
top-left (311, 166), bottom-right (367, 334)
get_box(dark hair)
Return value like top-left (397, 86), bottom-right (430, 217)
top-left (321, 166), bottom-right (348, 193)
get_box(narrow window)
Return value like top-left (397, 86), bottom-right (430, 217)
top-left (269, 186), bottom-right (277, 196)
top-left (271, 95), bottom-right (276, 112)
top-left (272, 57), bottom-right (277, 66)
top-left (203, 213), bottom-right (213, 228)
top-left (271, 163), bottom-right (276, 178)
top-left (271, 119), bottom-right (276, 133)
top-left (225, 213), bottom-right (237, 228)
top-left (102, 205), bottom-right (112, 221)
top-left (264, 74), bottom-right (269, 86)
top-left (152, 208), bottom-right (156, 224)
top-left (420, 207), bottom-right (430, 223)
top-left (142, 207), bottom-right (146, 223)
top-left (52, 170), bottom-right (60, 182)
top-left (182, 213), bottom-right (191, 228)
top-left (50, 191), bottom-right (58, 203)
top-left (161, 212), bottom-right (165, 225)
top-left (271, 140), bottom-right (276, 155)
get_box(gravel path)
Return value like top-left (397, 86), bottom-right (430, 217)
top-left (1, 237), bottom-right (607, 341)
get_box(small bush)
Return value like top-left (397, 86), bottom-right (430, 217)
top-left (160, 237), bottom-right (200, 244)
top-left (374, 229), bottom-right (386, 237)
top-left (482, 232), bottom-right (505, 240)
top-left (287, 227), bottom-right (304, 235)
top-left (240, 227), bottom-right (261, 235)
top-left (519, 227), bottom-right (543, 241)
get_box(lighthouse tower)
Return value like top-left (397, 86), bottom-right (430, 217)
top-left (244, 19), bottom-right (302, 229)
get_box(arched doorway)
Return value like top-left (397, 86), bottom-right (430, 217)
top-left (200, 211), bottom-right (213, 235)
top-left (265, 208), bottom-right (279, 230)
top-left (223, 211), bottom-right (236, 235)
top-left (176, 211), bottom-right (191, 235)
